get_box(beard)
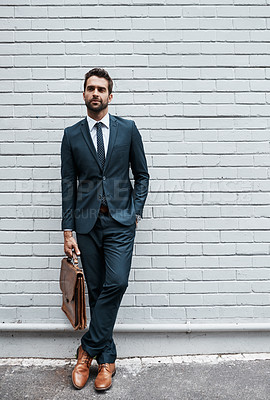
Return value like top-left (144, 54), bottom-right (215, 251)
top-left (85, 97), bottom-right (109, 113)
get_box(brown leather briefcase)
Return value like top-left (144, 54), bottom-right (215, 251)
top-left (59, 253), bottom-right (87, 330)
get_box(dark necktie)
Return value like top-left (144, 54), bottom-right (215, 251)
top-left (95, 122), bottom-right (107, 206)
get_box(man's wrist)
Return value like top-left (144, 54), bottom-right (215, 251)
top-left (64, 230), bottom-right (73, 238)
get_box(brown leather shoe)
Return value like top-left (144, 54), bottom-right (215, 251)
top-left (94, 363), bottom-right (116, 391)
top-left (72, 345), bottom-right (93, 390)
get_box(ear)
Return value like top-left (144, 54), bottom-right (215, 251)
top-left (83, 92), bottom-right (85, 100)
top-left (108, 93), bottom-right (113, 104)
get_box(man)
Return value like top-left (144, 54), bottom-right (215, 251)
top-left (61, 68), bottom-right (149, 391)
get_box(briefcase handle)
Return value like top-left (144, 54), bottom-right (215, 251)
top-left (67, 249), bottom-right (79, 265)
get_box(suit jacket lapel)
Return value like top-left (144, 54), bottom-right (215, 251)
top-left (80, 117), bottom-right (102, 170)
top-left (104, 114), bottom-right (118, 172)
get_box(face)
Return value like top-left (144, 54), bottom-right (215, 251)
top-left (83, 76), bottom-right (113, 113)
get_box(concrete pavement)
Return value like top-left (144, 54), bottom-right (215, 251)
top-left (1, 353), bottom-right (270, 400)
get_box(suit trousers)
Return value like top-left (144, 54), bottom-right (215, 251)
top-left (76, 210), bottom-right (136, 364)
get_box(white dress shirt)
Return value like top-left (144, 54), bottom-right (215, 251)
top-left (86, 112), bottom-right (110, 157)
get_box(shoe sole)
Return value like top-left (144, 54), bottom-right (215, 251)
top-left (94, 370), bottom-right (116, 391)
top-left (72, 377), bottom-right (84, 390)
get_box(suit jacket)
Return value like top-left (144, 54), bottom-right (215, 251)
top-left (61, 113), bottom-right (149, 234)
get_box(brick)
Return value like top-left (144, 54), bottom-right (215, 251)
top-left (220, 231), bottom-right (253, 243)
top-left (117, 307), bottom-right (151, 321)
top-left (1, 6), bottom-right (15, 17)
top-left (235, 18), bottom-right (266, 30)
top-left (16, 231), bottom-right (50, 243)
top-left (135, 269), bottom-right (168, 281)
top-left (127, 282), bottom-right (151, 294)
top-left (15, 6), bottom-right (47, 18)
top-left (204, 218), bottom-right (238, 230)
top-left (218, 281), bottom-right (251, 293)
top-left (168, 142), bottom-right (202, 155)
top-left (16, 307), bottom-right (50, 321)
top-left (135, 294), bottom-right (169, 306)
top-left (0, 180), bottom-right (15, 192)
top-left (202, 142), bottom-right (236, 154)
top-left (32, 294), bottom-right (62, 307)
top-left (48, 55), bottom-right (81, 67)
top-left (203, 244), bottom-right (236, 255)
top-left (134, 231), bottom-right (152, 243)
top-left (0, 93), bottom-right (31, 105)
top-left (0, 269), bottom-right (32, 281)
top-left (134, 43), bottom-right (167, 55)
top-left (0, 56), bottom-right (13, 67)
top-left (185, 281), bottom-right (219, 294)
top-left (253, 307), bottom-right (270, 319)
top-left (237, 268), bottom-right (270, 280)
top-left (203, 269), bottom-right (236, 281)
top-left (236, 294), bottom-right (270, 306)
top-left (169, 244), bottom-right (202, 256)
top-left (32, 68), bottom-right (65, 79)
top-left (186, 307), bottom-right (219, 319)
top-left (151, 307), bottom-right (186, 320)
top-left (32, 244), bottom-right (62, 256)
top-left (0, 308), bottom-right (17, 322)
top-left (169, 269), bottom-right (203, 281)
top-left (168, 42), bottom-right (201, 55)
top-left (15, 30), bottom-right (47, 42)
top-left (170, 167), bottom-right (203, 179)
top-left (187, 206), bottom-right (220, 218)
top-left (153, 231), bottom-right (186, 243)
top-left (187, 231), bottom-right (220, 243)
top-left (219, 256), bottom-right (252, 268)
top-left (135, 244), bottom-right (168, 256)
top-left (219, 306), bottom-right (253, 318)
top-left (170, 218), bottom-right (204, 230)
top-left (151, 282), bottom-right (184, 293)
top-left (121, 295), bottom-right (135, 307)
top-left (1, 294), bottom-right (34, 306)
top-left (32, 18), bottom-right (65, 30)
top-left (170, 294), bottom-right (203, 306)
top-left (203, 294), bottom-right (237, 306)
top-left (131, 257), bottom-right (151, 268)
top-left (152, 257), bottom-right (185, 268)
top-left (0, 243), bottom-right (33, 256)
top-left (31, 269), bottom-right (59, 281)
top-left (48, 6), bottom-right (81, 17)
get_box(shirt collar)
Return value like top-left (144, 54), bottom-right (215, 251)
top-left (86, 112), bottom-right (110, 132)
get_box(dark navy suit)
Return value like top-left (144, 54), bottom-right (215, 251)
top-left (61, 113), bottom-right (149, 363)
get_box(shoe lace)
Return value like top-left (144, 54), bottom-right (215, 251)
top-left (81, 352), bottom-right (92, 367)
top-left (98, 363), bottom-right (109, 373)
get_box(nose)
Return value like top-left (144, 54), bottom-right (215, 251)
top-left (93, 88), bottom-right (99, 96)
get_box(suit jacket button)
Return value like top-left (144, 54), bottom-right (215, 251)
top-left (98, 194), bottom-right (102, 199)
top-left (103, 176), bottom-right (106, 180)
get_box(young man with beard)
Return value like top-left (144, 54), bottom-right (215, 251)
top-left (61, 68), bottom-right (149, 391)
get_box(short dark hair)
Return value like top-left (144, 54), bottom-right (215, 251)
top-left (84, 68), bottom-right (113, 94)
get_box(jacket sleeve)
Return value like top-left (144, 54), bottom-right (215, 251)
top-left (61, 128), bottom-right (77, 231)
top-left (129, 121), bottom-right (150, 218)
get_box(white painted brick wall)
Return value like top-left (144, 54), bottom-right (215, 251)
top-left (1, 0), bottom-right (270, 326)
